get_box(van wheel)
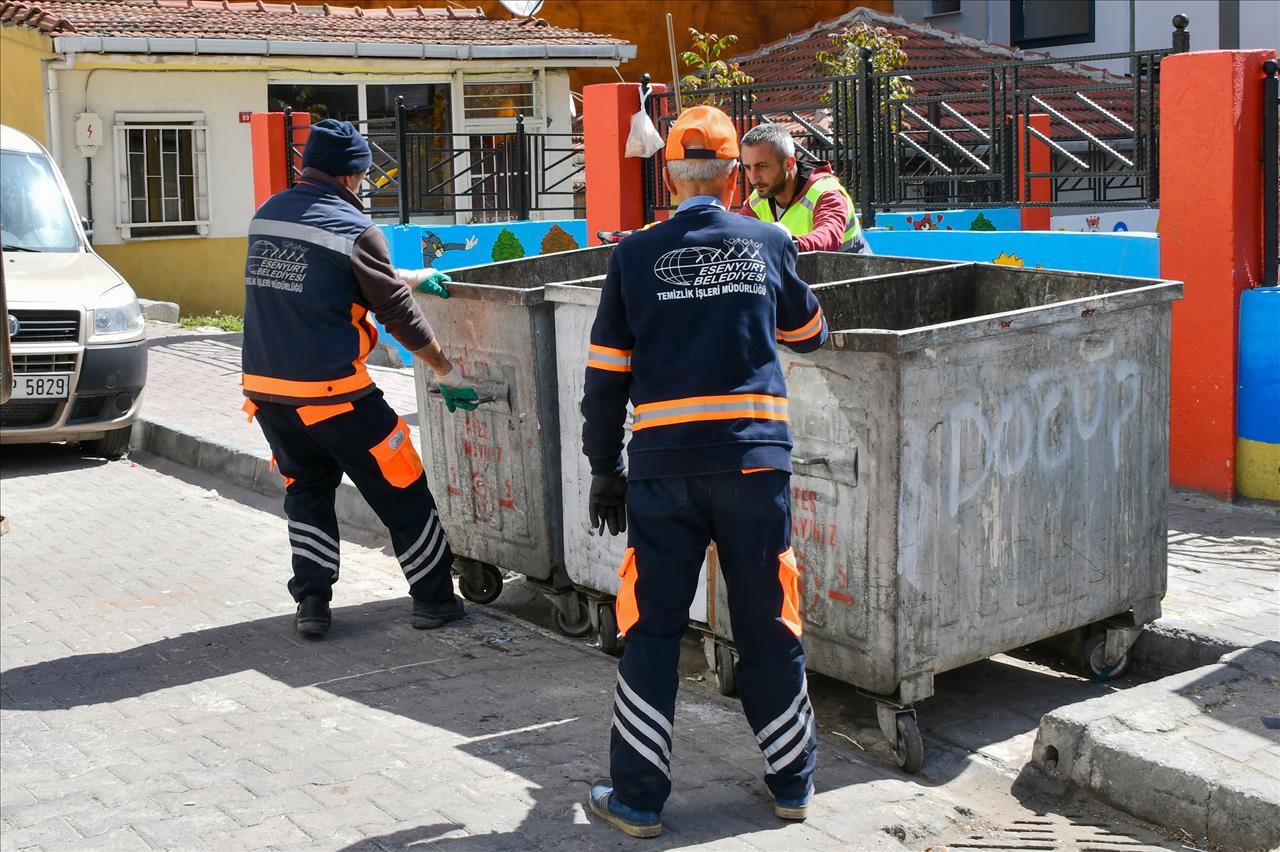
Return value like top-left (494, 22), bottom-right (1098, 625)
top-left (83, 426), bottom-right (132, 460)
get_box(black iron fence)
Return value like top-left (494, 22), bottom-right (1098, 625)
top-left (1263, 59), bottom-right (1278, 287)
top-left (643, 16), bottom-right (1191, 226)
top-left (284, 99), bottom-right (584, 223)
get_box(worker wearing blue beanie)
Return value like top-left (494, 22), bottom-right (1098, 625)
top-left (243, 114), bottom-right (477, 639)
top-left (301, 119), bottom-right (373, 176)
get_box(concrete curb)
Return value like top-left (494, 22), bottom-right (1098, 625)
top-left (1033, 647), bottom-right (1280, 851)
top-left (132, 416), bottom-right (385, 535)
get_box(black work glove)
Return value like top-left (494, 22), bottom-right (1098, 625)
top-left (588, 473), bottom-right (628, 536)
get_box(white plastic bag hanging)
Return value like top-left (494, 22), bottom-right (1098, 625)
top-left (624, 86), bottom-right (664, 159)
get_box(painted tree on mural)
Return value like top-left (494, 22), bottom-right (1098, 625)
top-left (540, 224), bottom-right (581, 255)
top-left (970, 213), bottom-right (997, 231)
top-left (492, 228), bottom-right (526, 262)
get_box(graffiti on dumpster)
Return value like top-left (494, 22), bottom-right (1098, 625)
top-left (945, 357), bottom-right (1142, 517)
top-left (791, 481), bottom-right (856, 622)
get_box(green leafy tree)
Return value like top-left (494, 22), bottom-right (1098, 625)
top-left (817, 22), bottom-right (914, 111)
top-left (969, 212), bottom-right (997, 231)
top-left (680, 29), bottom-right (755, 109)
top-left (491, 228), bottom-right (526, 262)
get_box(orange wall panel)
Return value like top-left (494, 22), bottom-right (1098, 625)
top-left (296, 1), bottom-right (891, 91)
top-left (1160, 49), bottom-right (1274, 499)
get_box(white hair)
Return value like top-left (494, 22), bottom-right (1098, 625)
top-left (741, 123), bottom-right (796, 158)
top-left (666, 157), bottom-right (737, 182)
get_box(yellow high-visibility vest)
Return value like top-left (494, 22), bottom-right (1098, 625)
top-left (749, 176), bottom-right (861, 250)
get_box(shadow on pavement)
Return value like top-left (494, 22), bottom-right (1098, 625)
top-left (0, 598), bottom-right (911, 849)
top-left (0, 442), bottom-right (111, 481)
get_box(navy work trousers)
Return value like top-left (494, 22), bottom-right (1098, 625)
top-left (609, 470), bottom-right (816, 813)
top-left (252, 388), bottom-right (454, 605)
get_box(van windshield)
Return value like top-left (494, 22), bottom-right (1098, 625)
top-left (1, 150), bottom-right (81, 252)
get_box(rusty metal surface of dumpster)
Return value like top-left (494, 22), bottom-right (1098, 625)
top-left (411, 246), bottom-right (614, 590)
top-left (544, 253), bottom-right (949, 612)
top-left (705, 262), bottom-right (1182, 705)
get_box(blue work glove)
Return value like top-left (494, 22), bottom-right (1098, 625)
top-left (588, 473), bottom-right (628, 536)
top-left (435, 365), bottom-right (479, 413)
top-left (397, 267), bottom-right (451, 298)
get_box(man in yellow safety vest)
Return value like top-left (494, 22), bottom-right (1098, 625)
top-left (738, 123), bottom-right (871, 254)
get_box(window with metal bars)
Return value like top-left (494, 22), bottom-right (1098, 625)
top-left (114, 115), bottom-right (210, 239)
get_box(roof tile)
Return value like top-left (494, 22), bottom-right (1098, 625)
top-left (0, 0), bottom-right (628, 46)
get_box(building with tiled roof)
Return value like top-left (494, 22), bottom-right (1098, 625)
top-left (0, 0), bottom-right (633, 312)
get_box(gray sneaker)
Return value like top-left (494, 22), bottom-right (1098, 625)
top-left (411, 595), bottom-right (465, 629)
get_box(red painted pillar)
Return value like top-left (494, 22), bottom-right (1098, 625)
top-left (249, 111), bottom-right (310, 208)
top-left (584, 83), bottom-right (665, 245)
top-left (1161, 49), bottom-right (1275, 499)
top-left (1017, 113), bottom-right (1051, 231)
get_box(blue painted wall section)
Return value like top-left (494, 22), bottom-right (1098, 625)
top-left (1237, 287), bottom-right (1280, 501)
top-left (863, 229), bottom-right (1160, 279)
top-left (871, 208), bottom-right (1022, 232)
top-left (374, 220), bottom-right (588, 365)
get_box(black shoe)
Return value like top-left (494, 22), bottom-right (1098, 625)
top-left (412, 595), bottom-right (465, 630)
top-left (295, 595), bottom-right (331, 637)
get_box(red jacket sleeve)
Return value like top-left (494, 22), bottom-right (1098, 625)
top-left (794, 188), bottom-right (851, 253)
top-left (737, 199), bottom-right (760, 219)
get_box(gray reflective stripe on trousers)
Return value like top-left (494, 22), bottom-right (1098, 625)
top-left (632, 397), bottom-right (787, 427)
top-left (588, 350), bottom-right (631, 368)
top-left (612, 713), bottom-right (672, 779)
top-left (250, 219), bottom-right (355, 256)
top-left (291, 541), bottom-right (339, 577)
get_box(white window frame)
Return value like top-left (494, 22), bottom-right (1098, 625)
top-left (113, 112), bottom-right (211, 240)
top-left (461, 74), bottom-right (544, 131)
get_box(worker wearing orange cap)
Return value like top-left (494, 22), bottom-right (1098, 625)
top-left (581, 105), bottom-right (826, 838)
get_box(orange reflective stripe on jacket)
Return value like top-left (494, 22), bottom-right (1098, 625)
top-left (586, 343), bottom-right (633, 373)
top-left (631, 393), bottom-right (788, 432)
top-left (777, 308), bottom-right (825, 343)
top-left (241, 364), bottom-right (373, 400)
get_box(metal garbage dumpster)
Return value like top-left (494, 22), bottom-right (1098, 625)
top-left (412, 245), bottom-right (614, 633)
top-left (544, 252), bottom-right (951, 654)
top-left (549, 254), bottom-right (1181, 773)
top-left (716, 261), bottom-right (1181, 771)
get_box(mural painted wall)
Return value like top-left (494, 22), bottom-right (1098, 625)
top-left (1051, 208), bottom-right (1160, 234)
top-left (872, 208), bottom-right (1021, 232)
top-left (375, 219), bottom-right (589, 366)
top-left (864, 229), bottom-right (1160, 279)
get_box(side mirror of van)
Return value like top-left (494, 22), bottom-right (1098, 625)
top-left (81, 217), bottom-right (94, 243)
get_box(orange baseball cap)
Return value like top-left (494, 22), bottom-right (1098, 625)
top-left (665, 105), bottom-right (740, 161)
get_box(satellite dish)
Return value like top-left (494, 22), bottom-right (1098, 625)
top-left (499, 0), bottom-right (545, 17)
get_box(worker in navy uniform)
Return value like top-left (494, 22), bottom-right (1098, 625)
top-left (241, 119), bottom-right (480, 638)
top-left (581, 106), bottom-right (828, 837)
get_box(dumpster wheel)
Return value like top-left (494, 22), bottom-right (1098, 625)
top-left (458, 560), bottom-right (504, 605)
top-left (1078, 628), bottom-right (1132, 680)
top-left (597, 602), bottom-right (623, 656)
top-left (712, 643), bottom-right (738, 697)
top-left (551, 592), bottom-right (593, 638)
top-left (891, 716), bottom-right (924, 774)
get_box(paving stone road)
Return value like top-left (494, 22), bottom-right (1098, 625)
top-left (0, 446), bottom-right (1187, 851)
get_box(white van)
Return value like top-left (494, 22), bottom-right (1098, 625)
top-left (1, 124), bottom-right (147, 459)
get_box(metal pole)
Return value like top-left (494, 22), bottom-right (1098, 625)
top-left (516, 113), bottom-right (530, 220)
top-left (1172, 14), bottom-right (1190, 53)
top-left (666, 13), bottom-right (683, 115)
top-left (283, 106), bottom-right (295, 188)
top-left (1263, 59), bottom-right (1278, 287)
top-left (396, 95), bottom-right (409, 225)
top-left (858, 46), bottom-right (876, 229)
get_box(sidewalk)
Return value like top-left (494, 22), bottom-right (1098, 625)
top-left (131, 324), bottom-right (1280, 849)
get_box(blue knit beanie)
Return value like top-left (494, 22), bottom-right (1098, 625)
top-left (301, 119), bottom-right (372, 176)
